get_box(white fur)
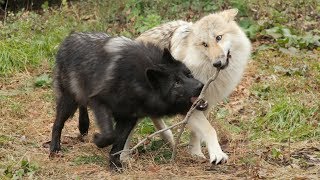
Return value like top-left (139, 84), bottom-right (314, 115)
top-left (69, 71), bottom-right (84, 102)
top-left (152, 118), bottom-right (175, 147)
top-left (104, 36), bottom-right (133, 54)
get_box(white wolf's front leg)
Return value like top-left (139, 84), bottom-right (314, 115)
top-left (152, 118), bottom-right (175, 147)
top-left (188, 110), bottom-right (228, 164)
top-left (189, 131), bottom-right (206, 158)
top-left (120, 126), bottom-right (134, 162)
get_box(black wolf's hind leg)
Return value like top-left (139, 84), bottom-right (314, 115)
top-left (78, 105), bottom-right (90, 136)
top-left (50, 93), bottom-right (78, 154)
top-left (90, 99), bottom-right (115, 148)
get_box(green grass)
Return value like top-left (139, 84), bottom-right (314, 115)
top-left (0, 2), bottom-right (108, 76)
top-left (73, 155), bottom-right (106, 166)
top-left (137, 118), bottom-right (156, 135)
top-left (0, 135), bottom-right (12, 148)
top-left (247, 48), bottom-right (320, 142)
top-left (252, 98), bottom-right (319, 141)
top-left (2, 159), bottom-right (39, 179)
top-left (34, 73), bottom-right (52, 88)
top-left (8, 101), bottom-right (26, 118)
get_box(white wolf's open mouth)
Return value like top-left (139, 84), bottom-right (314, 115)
top-left (191, 96), bottom-right (198, 103)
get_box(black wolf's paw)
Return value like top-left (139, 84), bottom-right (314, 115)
top-left (196, 99), bottom-right (208, 111)
top-left (77, 134), bottom-right (88, 142)
top-left (48, 141), bottom-right (62, 158)
top-left (109, 156), bottom-right (123, 172)
top-left (49, 150), bottom-right (64, 159)
top-left (79, 119), bottom-right (89, 136)
top-left (93, 133), bottom-right (115, 148)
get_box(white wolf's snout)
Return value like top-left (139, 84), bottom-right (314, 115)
top-left (208, 40), bottom-right (231, 69)
top-left (212, 51), bottom-right (230, 69)
top-left (212, 60), bottom-right (223, 68)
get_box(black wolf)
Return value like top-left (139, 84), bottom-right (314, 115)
top-left (49, 32), bottom-right (204, 169)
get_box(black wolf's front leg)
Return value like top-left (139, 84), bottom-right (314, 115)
top-left (90, 98), bottom-right (115, 148)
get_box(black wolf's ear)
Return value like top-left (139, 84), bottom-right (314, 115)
top-left (145, 68), bottom-right (168, 89)
top-left (162, 48), bottom-right (175, 63)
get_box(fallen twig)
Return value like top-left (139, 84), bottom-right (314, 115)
top-left (111, 118), bottom-right (194, 156)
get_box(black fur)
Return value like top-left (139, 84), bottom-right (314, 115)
top-left (49, 32), bottom-right (203, 170)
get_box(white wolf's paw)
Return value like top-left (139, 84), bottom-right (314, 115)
top-left (120, 152), bottom-right (131, 162)
top-left (191, 152), bottom-right (206, 159)
top-left (210, 151), bottom-right (228, 165)
top-left (189, 146), bottom-right (206, 159)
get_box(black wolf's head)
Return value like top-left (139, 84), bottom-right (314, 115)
top-left (145, 49), bottom-right (204, 114)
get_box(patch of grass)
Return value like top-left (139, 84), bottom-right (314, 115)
top-left (0, 2), bottom-right (108, 76)
top-left (34, 73), bottom-right (52, 88)
top-left (252, 98), bottom-right (319, 142)
top-left (41, 90), bottom-right (55, 102)
top-left (73, 155), bottom-right (106, 166)
top-left (249, 50), bottom-right (320, 142)
top-left (262, 26), bottom-right (320, 50)
top-left (238, 153), bottom-right (258, 166)
top-left (153, 149), bottom-right (172, 164)
top-left (60, 147), bottom-right (70, 154)
top-left (251, 83), bottom-right (272, 101)
top-left (0, 135), bottom-right (12, 147)
top-left (149, 139), bottom-right (166, 151)
top-left (9, 101), bottom-right (25, 118)
top-left (137, 118), bottom-right (156, 135)
top-left (3, 159), bottom-right (39, 179)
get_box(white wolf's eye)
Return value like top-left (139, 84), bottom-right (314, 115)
top-left (216, 35), bottom-right (222, 42)
top-left (202, 42), bottom-right (208, 47)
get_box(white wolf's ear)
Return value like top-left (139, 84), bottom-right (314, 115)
top-left (219, 8), bottom-right (238, 22)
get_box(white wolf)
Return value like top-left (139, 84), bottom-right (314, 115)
top-left (122, 9), bottom-right (251, 164)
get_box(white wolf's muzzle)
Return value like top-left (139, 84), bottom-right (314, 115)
top-left (212, 50), bottom-right (231, 69)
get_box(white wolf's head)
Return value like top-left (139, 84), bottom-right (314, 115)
top-left (187, 9), bottom-right (242, 68)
